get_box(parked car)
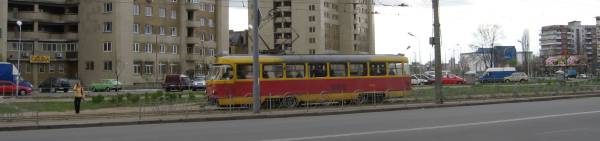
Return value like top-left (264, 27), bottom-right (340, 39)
top-left (411, 75), bottom-right (428, 85)
top-left (432, 74), bottom-right (465, 85)
top-left (88, 79), bottom-right (123, 92)
top-left (192, 76), bottom-right (206, 91)
top-left (38, 77), bottom-right (72, 93)
top-left (163, 74), bottom-right (193, 92)
top-left (0, 80), bottom-right (33, 95)
top-left (504, 72), bottom-right (528, 83)
top-left (416, 74), bottom-right (435, 85)
top-left (577, 74), bottom-right (589, 79)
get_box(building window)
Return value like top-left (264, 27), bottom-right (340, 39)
top-left (187, 44), bottom-right (194, 54)
top-left (103, 42), bottom-right (112, 52)
top-left (145, 6), bottom-right (152, 16)
top-left (159, 8), bottom-right (166, 18)
top-left (49, 64), bottom-right (55, 73)
top-left (145, 24), bottom-right (152, 34)
top-left (58, 64), bottom-right (64, 73)
top-left (133, 23), bottom-right (139, 33)
top-left (209, 33), bottom-right (215, 41)
top-left (208, 4), bottom-right (215, 12)
top-left (171, 10), bottom-right (177, 19)
top-left (309, 27), bottom-right (315, 33)
top-left (170, 27), bottom-right (177, 36)
top-left (207, 48), bottom-right (215, 56)
top-left (104, 61), bottom-right (113, 71)
top-left (309, 16), bottom-right (315, 22)
top-left (159, 26), bottom-right (165, 35)
top-left (133, 64), bottom-right (141, 74)
top-left (208, 19), bottom-right (214, 27)
top-left (309, 38), bottom-right (316, 43)
top-left (200, 32), bottom-right (205, 41)
top-left (133, 43), bottom-right (140, 52)
top-left (160, 44), bottom-right (166, 53)
top-left (103, 22), bottom-right (112, 32)
top-left (309, 49), bottom-right (316, 54)
top-left (159, 63), bottom-right (166, 74)
top-left (172, 45), bottom-right (178, 54)
top-left (145, 43), bottom-right (153, 53)
top-left (133, 5), bottom-right (140, 16)
top-left (103, 3), bottom-right (113, 13)
top-left (144, 64), bottom-right (154, 75)
top-left (309, 5), bottom-right (316, 11)
top-left (200, 18), bottom-right (206, 26)
top-left (85, 61), bottom-right (94, 70)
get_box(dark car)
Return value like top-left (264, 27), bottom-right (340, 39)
top-left (191, 76), bottom-right (206, 91)
top-left (163, 74), bottom-right (193, 92)
top-left (38, 77), bottom-right (72, 93)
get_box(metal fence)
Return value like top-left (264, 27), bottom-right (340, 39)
top-left (2, 80), bottom-right (600, 126)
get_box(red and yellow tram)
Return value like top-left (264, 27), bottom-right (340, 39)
top-left (206, 55), bottom-right (411, 107)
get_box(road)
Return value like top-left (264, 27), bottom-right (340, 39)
top-left (3, 97), bottom-right (600, 141)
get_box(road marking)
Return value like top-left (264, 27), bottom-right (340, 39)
top-left (262, 110), bottom-right (600, 141)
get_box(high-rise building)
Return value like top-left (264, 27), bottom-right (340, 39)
top-left (540, 21), bottom-right (598, 67)
top-left (2, 0), bottom-right (229, 85)
top-left (248, 0), bottom-right (375, 55)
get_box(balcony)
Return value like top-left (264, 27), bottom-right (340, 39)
top-left (186, 3), bottom-right (203, 10)
top-left (185, 54), bottom-right (205, 62)
top-left (186, 21), bottom-right (203, 28)
top-left (16, 11), bottom-right (78, 23)
top-left (8, 32), bottom-right (78, 40)
top-left (186, 37), bottom-right (203, 43)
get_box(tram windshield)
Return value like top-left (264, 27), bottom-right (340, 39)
top-left (207, 65), bottom-right (232, 80)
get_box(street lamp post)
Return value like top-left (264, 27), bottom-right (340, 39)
top-left (251, 0), bottom-right (261, 113)
top-left (432, 0), bottom-right (443, 104)
top-left (408, 32), bottom-right (421, 63)
top-left (15, 21), bottom-right (22, 97)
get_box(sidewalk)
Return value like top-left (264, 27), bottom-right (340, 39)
top-left (2, 93), bottom-right (599, 131)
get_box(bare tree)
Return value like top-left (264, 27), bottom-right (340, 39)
top-left (471, 24), bottom-right (504, 68)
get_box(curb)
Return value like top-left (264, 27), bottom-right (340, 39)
top-left (2, 93), bottom-right (600, 132)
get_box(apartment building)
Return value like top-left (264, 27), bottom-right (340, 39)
top-left (248, 0), bottom-right (375, 55)
top-left (540, 21), bottom-right (598, 68)
top-left (1, 1), bottom-right (6, 62)
top-left (2, 0), bottom-right (229, 85)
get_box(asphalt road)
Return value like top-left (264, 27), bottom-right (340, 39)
top-left (3, 97), bottom-right (600, 141)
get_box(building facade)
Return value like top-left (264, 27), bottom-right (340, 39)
top-left (248, 0), bottom-right (375, 55)
top-left (540, 21), bottom-right (598, 70)
top-left (2, 0), bottom-right (229, 85)
top-left (1, 1), bottom-right (6, 62)
top-left (229, 30), bottom-right (249, 55)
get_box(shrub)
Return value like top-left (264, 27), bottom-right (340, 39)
top-left (150, 92), bottom-right (163, 102)
top-left (165, 93), bottom-right (178, 102)
top-left (110, 94), bottom-right (125, 104)
top-left (188, 93), bottom-right (196, 101)
top-left (91, 95), bottom-right (105, 104)
top-left (126, 93), bottom-right (141, 104)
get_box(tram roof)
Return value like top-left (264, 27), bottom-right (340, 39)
top-left (215, 55), bottom-right (409, 64)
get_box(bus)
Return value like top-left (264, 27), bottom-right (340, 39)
top-left (206, 55), bottom-right (411, 107)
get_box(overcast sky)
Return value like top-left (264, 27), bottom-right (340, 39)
top-left (228, 0), bottom-right (600, 63)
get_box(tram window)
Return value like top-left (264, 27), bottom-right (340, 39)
top-left (350, 63), bottom-right (367, 76)
top-left (263, 64), bottom-right (284, 79)
top-left (369, 63), bottom-right (386, 76)
top-left (388, 63), bottom-right (403, 76)
top-left (330, 63), bottom-right (347, 77)
top-left (309, 63), bottom-right (327, 78)
top-left (286, 64), bottom-right (305, 78)
top-left (236, 64), bottom-right (254, 79)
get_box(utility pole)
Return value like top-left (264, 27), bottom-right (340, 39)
top-left (432, 0), bottom-right (443, 104)
top-left (251, 0), bottom-right (261, 113)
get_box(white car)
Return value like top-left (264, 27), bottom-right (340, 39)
top-left (411, 75), bottom-right (428, 85)
top-left (504, 72), bottom-right (529, 83)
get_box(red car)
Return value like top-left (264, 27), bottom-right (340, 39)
top-left (431, 74), bottom-right (465, 85)
top-left (0, 80), bottom-right (33, 96)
